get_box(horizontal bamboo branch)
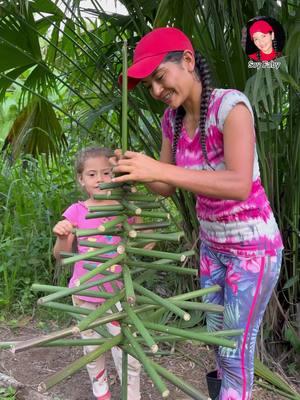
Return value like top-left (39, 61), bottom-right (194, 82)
top-left (37, 275), bottom-right (121, 304)
top-left (38, 334), bottom-right (122, 393)
top-left (126, 260), bottom-right (197, 275)
top-left (133, 282), bottom-right (190, 321)
top-left (31, 283), bottom-right (114, 299)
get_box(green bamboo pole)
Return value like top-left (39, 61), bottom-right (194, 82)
top-left (88, 204), bottom-right (124, 211)
top-left (126, 247), bottom-right (191, 262)
top-left (98, 215), bottom-right (127, 232)
top-left (121, 350), bottom-right (128, 400)
top-left (38, 334), bottom-right (122, 393)
top-left (93, 193), bottom-right (122, 200)
top-left (135, 296), bottom-right (224, 313)
top-left (143, 321), bottom-right (237, 348)
top-left (123, 303), bottom-right (158, 353)
top-left (121, 199), bottom-right (142, 215)
top-left (122, 40), bottom-right (128, 153)
top-left (122, 264), bottom-right (136, 304)
top-left (93, 193), bottom-right (161, 202)
top-left (37, 275), bottom-right (121, 304)
top-left (78, 241), bottom-right (118, 250)
top-left (126, 260), bottom-right (197, 275)
top-left (129, 231), bottom-right (184, 241)
top-left (130, 221), bottom-right (171, 230)
top-left (74, 228), bottom-right (122, 237)
top-left (85, 210), bottom-right (125, 218)
top-left (78, 254), bottom-right (125, 285)
top-left (133, 282), bottom-right (191, 321)
top-left (60, 247), bottom-right (116, 266)
top-left (122, 327), bottom-right (170, 398)
top-left (150, 360), bottom-right (209, 400)
top-left (76, 290), bottom-right (125, 332)
top-left (31, 283), bottom-right (114, 299)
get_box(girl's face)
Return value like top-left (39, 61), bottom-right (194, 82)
top-left (252, 31), bottom-right (274, 54)
top-left (78, 156), bottom-right (112, 198)
top-left (141, 52), bottom-right (197, 109)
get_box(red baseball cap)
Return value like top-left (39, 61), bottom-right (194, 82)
top-left (119, 27), bottom-right (194, 90)
top-left (249, 20), bottom-right (273, 39)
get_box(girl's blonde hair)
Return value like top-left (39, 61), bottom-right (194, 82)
top-left (75, 146), bottom-right (113, 174)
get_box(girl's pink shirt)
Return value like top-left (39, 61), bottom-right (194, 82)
top-left (162, 88), bottom-right (283, 257)
top-left (63, 201), bottom-right (125, 303)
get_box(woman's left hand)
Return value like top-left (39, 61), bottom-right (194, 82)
top-left (112, 151), bottom-right (161, 183)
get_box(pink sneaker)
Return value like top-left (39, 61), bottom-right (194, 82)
top-left (97, 390), bottom-right (111, 400)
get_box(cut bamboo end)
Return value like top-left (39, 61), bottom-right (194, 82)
top-left (151, 344), bottom-right (159, 354)
top-left (74, 279), bottom-right (80, 287)
top-left (98, 225), bottom-right (105, 232)
top-left (10, 346), bottom-right (16, 354)
top-left (162, 389), bottom-right (170, 398)
top-left (38, 383), bottom-right (47, 393)
top-left (180, 255), bottom-right (186, 262)
top-left (183, 313), bottom-right (191, 321)
top-left (37, 298), bottom-right (44, 305)
top-left (72, 326), bottom-right (80, 336)
top-left (127, 296), bottom-right (136, 305)
top-left (131, 186), bottom-right (137, 193)
top-left (135, 208), bottom-right (142, 215)
top-left (117, 245), bottom-right (125, 254)
top-left (129, 230), bottom-right (137, 238)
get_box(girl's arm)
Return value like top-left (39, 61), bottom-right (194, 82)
top-left (113, 104), bottom-right (254, 201)
top-left (53, 219), bottom-right (75, 260)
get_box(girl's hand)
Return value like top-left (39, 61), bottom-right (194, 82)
top-left (53, 220), bottom-right (75, 238)
top-left (111, 150), bottom-right (161, 183)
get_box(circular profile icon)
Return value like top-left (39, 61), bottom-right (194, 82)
top-left (245, 16), bottom-right (285, 62)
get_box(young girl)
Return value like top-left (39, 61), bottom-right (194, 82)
top-left (113, 27), bottom-right (283, 400)
top-left (53, 147), bottom-right (141, 400)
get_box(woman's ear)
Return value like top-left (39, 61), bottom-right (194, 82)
top-left (182, 50), bottom-right (195, 72)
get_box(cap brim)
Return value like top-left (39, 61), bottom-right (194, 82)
top-left (118, 53), bottom-right (166, 90)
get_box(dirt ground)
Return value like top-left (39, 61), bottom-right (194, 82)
top-left (0, 321), bottom-right (293, 400)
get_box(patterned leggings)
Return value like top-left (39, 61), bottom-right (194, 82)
top-left (200, 243), bottom-right (282, 400)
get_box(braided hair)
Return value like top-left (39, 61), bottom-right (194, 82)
top-left (164, 51), bottom-right (214, 169)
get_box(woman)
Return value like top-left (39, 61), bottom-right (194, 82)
top-left (113, 27), bottom-right (283, 400)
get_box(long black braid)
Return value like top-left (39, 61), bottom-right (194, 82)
top-left (166, 51), bottom-right (214, 169)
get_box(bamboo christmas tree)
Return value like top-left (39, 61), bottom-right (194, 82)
top-left (4, 42), bottom-right (244, 400)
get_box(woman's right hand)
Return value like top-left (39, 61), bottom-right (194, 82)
top-left (53, 220), bottom-right (74, 238)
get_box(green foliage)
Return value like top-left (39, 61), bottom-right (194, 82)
top-left (0, 386), bottom-right (16, 400)
top-left (0, 153), bottom-right (78, 314)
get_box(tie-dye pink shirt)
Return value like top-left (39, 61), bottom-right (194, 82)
top-left (63, 201), bottom-right (124, 303)
top-left (162, 89), bottom-right (283, 257)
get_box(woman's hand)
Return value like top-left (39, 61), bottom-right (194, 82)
top-left (111, 150), bottom-right (162, 183)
